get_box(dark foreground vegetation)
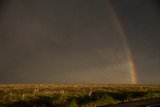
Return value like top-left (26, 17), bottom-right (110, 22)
top-left (0, 84), bottom-right (160, 107)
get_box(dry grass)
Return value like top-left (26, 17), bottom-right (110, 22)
top-left (0, 84), bottom-right (160, 107)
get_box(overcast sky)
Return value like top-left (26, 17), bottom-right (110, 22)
top-left (0, 0), bottom-right (160, 84)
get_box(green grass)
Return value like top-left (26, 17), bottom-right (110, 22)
top-left (0, 84), bottom-right (160, 107)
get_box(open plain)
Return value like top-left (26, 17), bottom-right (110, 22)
top-left (0, 84), bottom-right (160, 107)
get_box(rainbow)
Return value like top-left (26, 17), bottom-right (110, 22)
top-left (107, 2), bottom-right (138, 84)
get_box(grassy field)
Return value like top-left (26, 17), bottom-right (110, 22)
top-left (0, 84), bottom-right (160, 107)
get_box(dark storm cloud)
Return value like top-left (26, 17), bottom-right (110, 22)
top-left (0, 0), bottom-right (160, 84)
top-left (0, 0), bottom-right (131, 83)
